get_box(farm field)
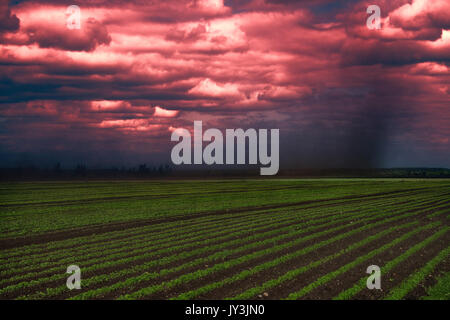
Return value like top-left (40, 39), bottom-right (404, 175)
top-left (0, 179), bottom-right (449, 300)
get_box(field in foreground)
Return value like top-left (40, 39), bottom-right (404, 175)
top-left (0, 179), bottom-right (449, 300)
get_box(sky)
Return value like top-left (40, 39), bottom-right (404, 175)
top-left (0, 0), bottom-right (449, 169)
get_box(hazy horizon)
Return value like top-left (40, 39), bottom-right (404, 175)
top-left (1, 0), bottom-right (449, 170)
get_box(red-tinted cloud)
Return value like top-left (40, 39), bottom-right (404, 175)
top-left (0, 0), bottom-right (448, 168)
top-left (0, 2), bottom-right (19, 33)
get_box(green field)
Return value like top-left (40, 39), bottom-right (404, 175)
top-left (0, 179), bottom-right (449, 300)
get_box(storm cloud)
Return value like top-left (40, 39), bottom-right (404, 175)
top-left (0, 0), bottom-right (448, 169)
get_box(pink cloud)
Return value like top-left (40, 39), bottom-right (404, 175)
top-left (0, 2), bottom-right (20, 33)
top-left (98, 119), bottom-right (162, 132)
top-left (188, 78), bottom-right (242, 98)
top-left (154, 106), bottom-right (179, 117)
top-left (5, 4), bottom-right (111, 51)
top-left (389, 0), bottom-right (450, 30)
top-left (0, 0), bottom-right (448, 167)
top-left (91, 100), bottom-right (126, 111)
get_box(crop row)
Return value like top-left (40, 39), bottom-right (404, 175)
top-left (1, 190), bottom-right (400, 260)
top-left (0, 193), bottom-right (410, 282)
top-left (421, 271), bottom-right (450, 300)
top-left (2, 190), bottom-right (432, 279)
top-left (172, 209), bottom-right (448, 300)
top-left (1, 190), bottom-right (425, 273)
top-left (117, 201), bottom-right (447, 299)
top-left (11, 195), bottom-right (416, 299)
top-left (3, 192), bottom-right (447, 299)
top-left (385, 245), bottom-right (449, 300)
top-left (334, 219), bottom-right (449, 299)
top-left (284, 226), bottom-right (448, 300)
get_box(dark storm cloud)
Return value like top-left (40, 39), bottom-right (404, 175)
top-left (0, 0), bottom-right (448, 169)
top-left (26, 17), bottom-right (111, 52)
top-left (0, 2), bottom-right (20, 33)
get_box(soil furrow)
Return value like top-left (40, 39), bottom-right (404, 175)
top-left (0, 188), bottom-right (432, 249)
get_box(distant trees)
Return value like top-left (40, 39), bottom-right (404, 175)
top-left (137, 163), bottom-right (172, 176)
top-left (1, 166), bottom-right (449, 181)
top-left (74, 164), bottom-right (87, 176)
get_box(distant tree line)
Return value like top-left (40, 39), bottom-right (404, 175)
top-left (0, 163), bottom-right (174, 180)
top-left (0, 165), bottom-right (449, 181)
